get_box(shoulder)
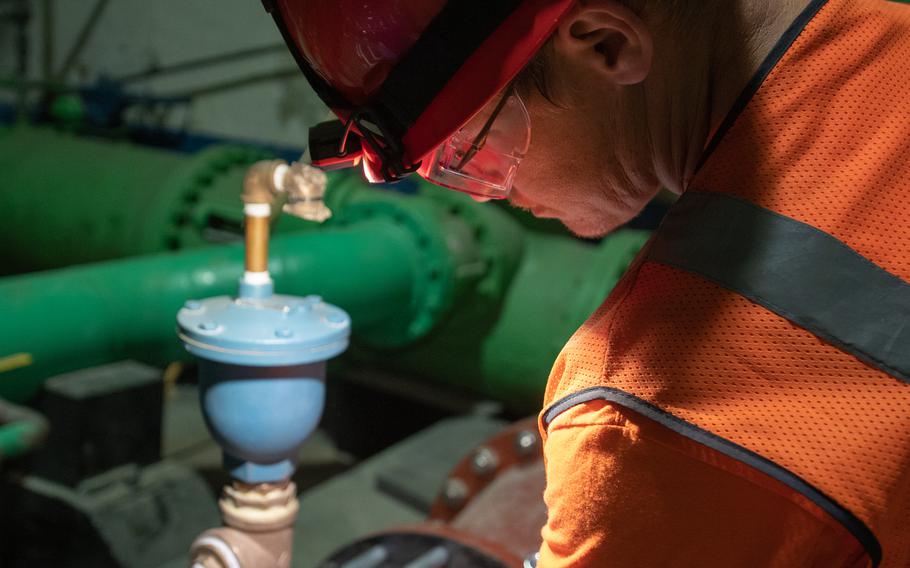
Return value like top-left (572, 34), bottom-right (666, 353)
top-left (544, 258), bottom-right (742, 407)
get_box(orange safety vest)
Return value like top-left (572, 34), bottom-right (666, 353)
top-left (541, 0), bottom-right (910, 566)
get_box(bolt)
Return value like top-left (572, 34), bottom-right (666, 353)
top-left (303, 295), bottom-right (323, 305)
top-left (515, 430), bottom-right (540, 457)
top-left (442, 478), bottom-right (469, 509)
top-left (326, 312), bottom-right (346, 324)
top-left (471, 447), bottom-right (500, 476)
top-left (275, 328), bottom-right (294, 338)
top-left (199, 322), bottom-right (218, 332)
top-left (184, 300), bottom-right (202, 311)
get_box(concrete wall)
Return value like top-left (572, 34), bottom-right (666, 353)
top-left (0, 0), bottom-right (330, 148)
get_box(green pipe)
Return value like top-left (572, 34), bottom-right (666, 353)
top-left (0, 398), bottom-right (49, 461)
top-left (0, 183), bottom-right (646, 410)
top-left (367, 229), bottom-right (648, 411)
top-left (0, 125), bottom-right (401, 273)
top-left (0, 126), bottom-right (649, 410)
top-left (0, 219), bottom-right (424, 403)
top-left (0, 125), bottom-right (271, 271)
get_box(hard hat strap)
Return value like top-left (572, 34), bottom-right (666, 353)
top-left (266, 0), bottom-right (524, 180)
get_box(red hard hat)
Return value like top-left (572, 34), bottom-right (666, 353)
top-left (265, 0), bottom-right (575, 185)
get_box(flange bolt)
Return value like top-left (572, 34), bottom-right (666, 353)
top-left (443, 478), bottom-right (469, 509)
top-left (515, 430), bottom-right (540, 457)
top-left (471, 447), bottom-right (500, 476)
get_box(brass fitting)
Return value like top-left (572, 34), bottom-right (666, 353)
top-left (190, 481), bottom-right (299, 568)
top-left (241, 161), bottom-right (287, 206)
top-left (240, 160), bottom-right (331, 275)
top-left (244, 214), bottom-right (271, 274)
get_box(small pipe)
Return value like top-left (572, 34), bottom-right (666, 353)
top-left (178, 68), bottom-right (300, 100)
top-left (240, 160), bottom-right (332, 279)
top-left (117, 44), bottom-right (287, 84)
top-left (243, 206), bottom-right (271, 274)
top-left (0, 397), bottom-right (49, 461)
top-left (55, 0), bottom-right (109, 81)
top-left (41, 0), bottom-right (53, 81)
top-left (240, 161), bottom-right (284, 293)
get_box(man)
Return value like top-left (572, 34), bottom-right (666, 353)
top-left (267, 0), bottom-right (910, 566)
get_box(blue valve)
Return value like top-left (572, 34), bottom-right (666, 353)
top-left (177, 292), bottom-right (350, 483)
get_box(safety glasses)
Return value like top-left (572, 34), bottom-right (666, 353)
top-left (310, 86), bottom-right (531, 201)
top-left (418, 86), bottom-right (531, 200)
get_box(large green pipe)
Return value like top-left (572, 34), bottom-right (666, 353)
top-left (0, 187), bottom-right (647, 410)
top-left (0, 125), bottom-right (272, 270)
top-left (378, 229), bottom-right (647, 410)
top-left (0, 219), bottom-right (424, 403)
top-left (0, 125), bottom-right (424, 272)
top-left (0, 127), bottom-right (649, 411)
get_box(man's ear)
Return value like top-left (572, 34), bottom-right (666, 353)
top-left (553, 0), bottom-right (653, 85)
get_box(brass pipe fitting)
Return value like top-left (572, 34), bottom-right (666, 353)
top-left (244, 215), bottom-right (270, 274)
top-left (241, 161), bottom-right (286, 276)
top-left (190, 481), bottom-right (299, 568)
top-left (240, 160), bottom-right (331, 276)
top-left (241, 160), bottom-right (287, 206)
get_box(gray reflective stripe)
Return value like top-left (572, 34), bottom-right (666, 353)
top-left (542, 387), bottom-right (882, 566)
top-left (648, 191), bottom-right (910, 384)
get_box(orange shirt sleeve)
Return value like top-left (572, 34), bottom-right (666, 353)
top-left (538, 400), bottom-right (870, 568)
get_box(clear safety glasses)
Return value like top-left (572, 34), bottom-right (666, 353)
top-left (419, 86), bottom-right (531, 200)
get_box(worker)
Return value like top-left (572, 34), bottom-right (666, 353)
top-left (265, 0), bottom-right (910, 566)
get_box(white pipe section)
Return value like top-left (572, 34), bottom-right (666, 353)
top-left (243, 203), bottom-right (271, 218)
top-left (242, 271), bottom-right (272, 285)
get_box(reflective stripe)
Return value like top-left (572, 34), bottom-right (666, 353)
top-left (649, 191), bottom-right (910, 384)
top-left (542, 386), bottom-right (882, 566)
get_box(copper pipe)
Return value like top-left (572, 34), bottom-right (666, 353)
top-left (244, 215), bottom-right (270, 273)
top-left (241, 161), bottom-right (286, 275)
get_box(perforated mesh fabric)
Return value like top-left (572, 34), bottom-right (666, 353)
top-left (547, 261), bottom-right (910, 566)
top-left (698, 0), bottom-right (910, 281)
top-left (544, 0), bottom-right (910, 565)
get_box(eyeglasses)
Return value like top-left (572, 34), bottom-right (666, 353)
top-left (418, 85), bottom-right (531, 200)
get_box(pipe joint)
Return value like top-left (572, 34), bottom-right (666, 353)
top-left (242, 159), bottom-right (331, 223)
top-left (220, 481), bottom-right (299, 532)
top-left (241, 160), bottom-right (286, 206)
top-left (189, 481), bottom-right (298, 568)
top-left (190, 527), bottom-right (292, 568)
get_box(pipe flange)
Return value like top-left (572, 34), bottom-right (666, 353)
top-left (420, 187), bottom-right (526, 302)
top-left (331, 200), bottom-right (455, 347)
top-left (147, 145), bottom-right (272, 252)
top-left (429, 417), bottom-right (542, 522)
